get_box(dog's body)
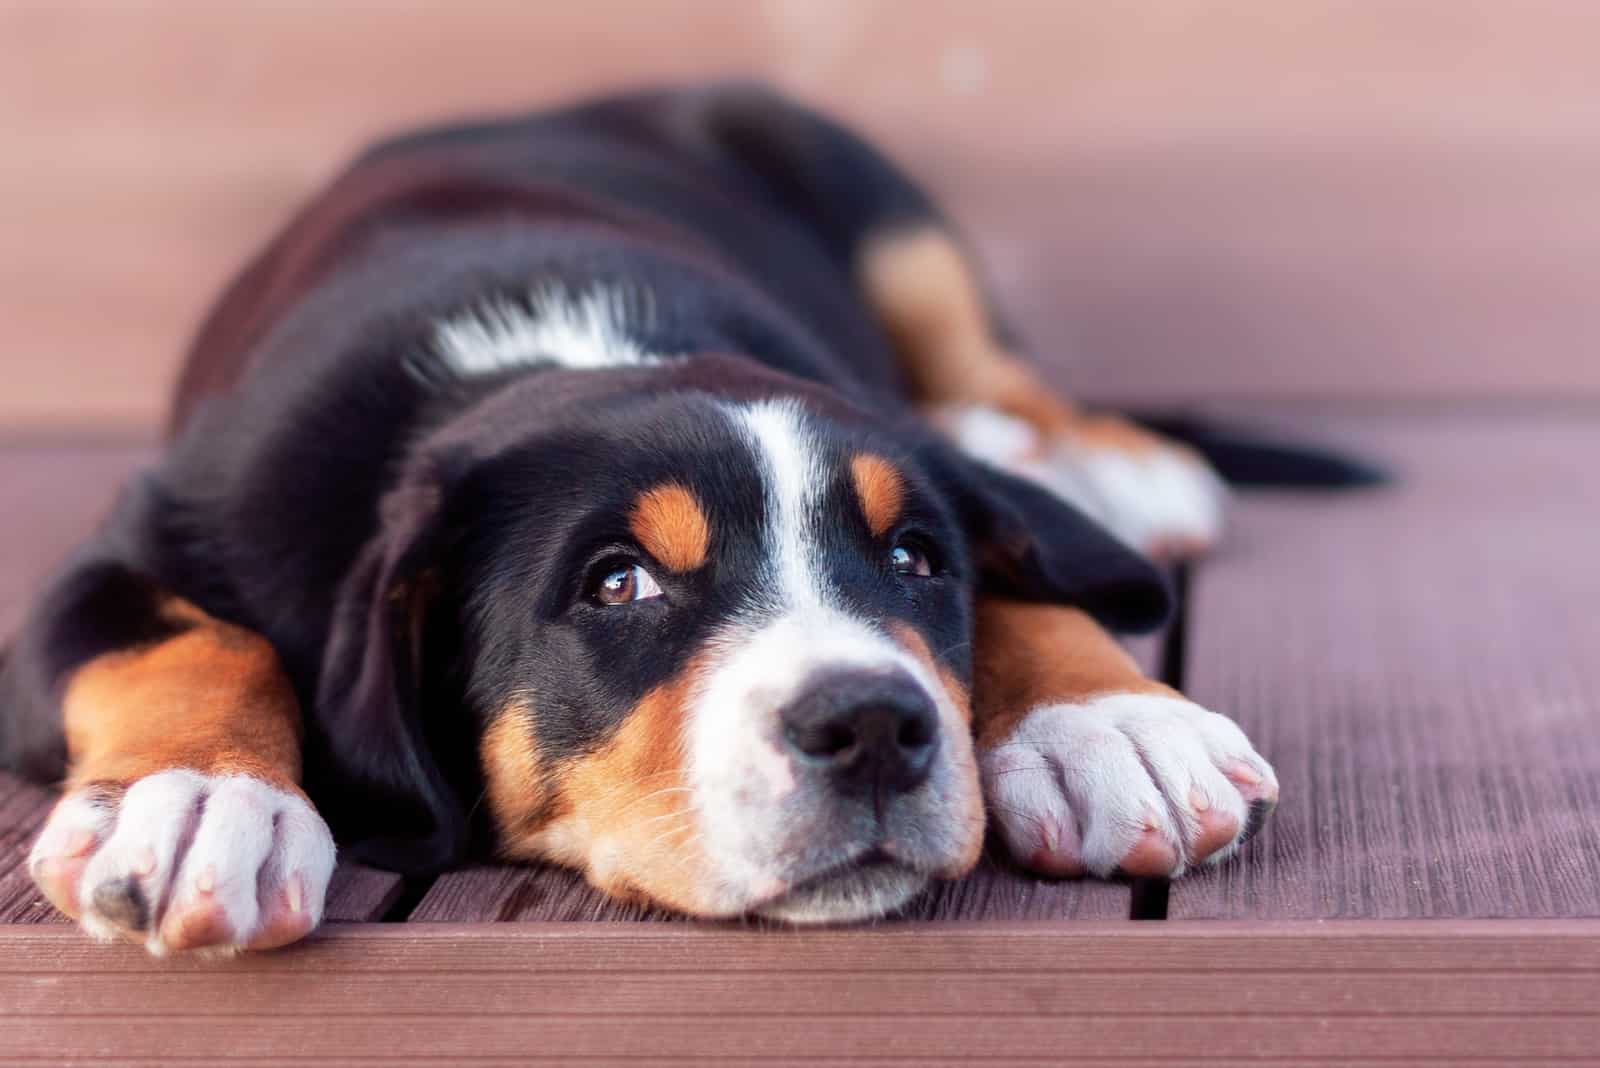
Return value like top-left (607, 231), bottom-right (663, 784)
top-left (3, 86), bottom-right (1282, 953)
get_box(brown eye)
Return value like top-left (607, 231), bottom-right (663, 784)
top-left (593, 563), bottom-right (664, 606)
top-left (890, 542), bottom-right (933, 578)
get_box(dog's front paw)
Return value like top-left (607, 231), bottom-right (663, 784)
top-left (27, 770), bottom-right (335, 955)
top-left (980, 693), bottom-right (1277, 878)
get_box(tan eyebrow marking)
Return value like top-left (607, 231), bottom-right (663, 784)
top-left (629, 483), bottom-right (711, 573)
top-left (849, 453), bottom-right (906, 538)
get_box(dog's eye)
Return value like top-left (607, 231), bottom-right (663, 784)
top-left (593, 563), bottom-right (664, 605)
top-left (890, 541), bottom-right (934, 578)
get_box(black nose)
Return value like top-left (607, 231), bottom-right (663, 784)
top-left (780, 671), bottom-right (940, 796)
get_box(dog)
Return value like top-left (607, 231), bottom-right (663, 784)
top-left (1, 85), bottom-right (1366, 954)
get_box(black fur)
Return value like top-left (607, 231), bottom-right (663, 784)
top-left (1131, 414), bottom-right (1389, 487)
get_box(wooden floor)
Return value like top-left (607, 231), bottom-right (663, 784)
top-left (2, 922), bottom-right (1597, 1063)
top-left (2, 415), bottom-right (1598, 1063)
top-left (6, 4), bottom-right (1600, 1058)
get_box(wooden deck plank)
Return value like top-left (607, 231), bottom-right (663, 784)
top-left (1172, 413), bottom-right (1600, 919)
top-left (0, 1063), bottom-right (1575, 1068)
top-left (5, 967), bottom-right (1592, 1018)
top-left (4, 1062), bottom-right (1550, 1068)
top-left (0, 922), bottom-right (1594, 1063)
top-left (5, 1014), bottom-right (1595, 1062)
top-left (5, 919), bottom-right (1597, 973)
top-left (0, 776), bottom-right (58, 924)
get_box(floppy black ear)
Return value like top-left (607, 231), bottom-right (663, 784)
top-left (923, 441), bottom-right (1172, 633)
top-left (312, 457), bottom-right (467, 876)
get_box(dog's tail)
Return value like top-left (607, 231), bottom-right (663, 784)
top-left (1130, 413), bottom-right (1390, 488)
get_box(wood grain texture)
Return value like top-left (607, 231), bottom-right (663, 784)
top-left (7, 1), bottom-right (1600, 433)
top-left (5, 919), bottom-right (1598, 972)
top-left (0, 774), bottom-right (59, 924)
top-left (4, 967), bottom-right (1591, 1018)
top-left (0, 922), bottom-right (1594, 1063)
top-left (3, 1015), bottom-right (1594, 1062)
top-left (1173, 413), bottom-right (1600, 919)
top-left (0, 1063), bottom-right (1578, 1068)
top-left (6, 1063), bottom-right (1560, 1068)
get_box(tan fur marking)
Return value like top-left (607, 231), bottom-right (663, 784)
top-left (522, 657), bottom-right (714, 914)
top-left (849, 453), bottom-right (906, 538)
top-left (629, 483), bottom-right (711, 573)
top-left (971, 599), bottom-right (1171, 750)
top-left (481, 701), bottom-right (561, 851)
top-left (859, 228), bottom-right (1179, 462)
top-left (858, 228), bottom-right (1076, 435)
top-left (61, 598), bottom-right (303, 791)
top-left (888, 622), bottom-right (971, 727)
top-left (1061, 413), bottom-right (1165, 457)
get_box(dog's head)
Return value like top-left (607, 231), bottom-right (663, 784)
top-left (316, 355), bottom-right (1167, 921)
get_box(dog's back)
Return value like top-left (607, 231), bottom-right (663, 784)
top-left (173, 86), bottom-right (920, 438)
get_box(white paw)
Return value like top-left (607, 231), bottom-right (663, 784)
top-left (980, 693), bottom-right (1277, 878)
top-left (27, 770), bottom-right (335, 955)
top-left (1021, 443), bottom-right (1227, 559)
top-left (940, 406), bottom-right (1227, 559)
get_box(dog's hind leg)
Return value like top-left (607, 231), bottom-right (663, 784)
top-left (857, 226), bottom-right (1229, 560)
top-left (665, 84), bottom-right (1226, 557)
top-left (970, 598), bottom-right (1277, 879)
top-left (2, 563), bottom-right (334, 955)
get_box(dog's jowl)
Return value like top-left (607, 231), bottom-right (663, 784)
top-left (3, 85), bottom-right (1293, 954)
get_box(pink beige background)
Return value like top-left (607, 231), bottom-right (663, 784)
top-left (5, 0), bottom-right (1600, 435)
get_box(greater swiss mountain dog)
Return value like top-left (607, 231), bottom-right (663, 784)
top-left (3, 85), bottom-right (1347, 954)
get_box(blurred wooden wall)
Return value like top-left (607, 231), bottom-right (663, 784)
top-left (4, 0), bottom-right (1599, 434)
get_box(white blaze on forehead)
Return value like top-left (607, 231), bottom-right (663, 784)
top-left (730, 397), bottom-right (832, 614)
top-left (428, 282), bottom-right (668, 379)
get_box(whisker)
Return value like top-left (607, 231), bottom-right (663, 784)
top-left (987, 801), bottom-right (1053, 836)
top-left (462, 786), bottom-right (491, 824)
top-left (642, 821), bottom-right (698, 851)
top-left (631, 806), bottom-right (698, 831)
top-left (986, 764), bottom-right (1055, 778)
